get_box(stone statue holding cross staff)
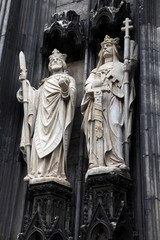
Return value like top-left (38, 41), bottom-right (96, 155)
top-left (81, 19), bottom-right (137, 178)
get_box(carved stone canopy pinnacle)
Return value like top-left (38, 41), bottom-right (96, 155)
top-left (89, 1), bottom-right (131, 46)
top-left (93, 0), bottom-right (125, 10)
top-left (41, 10), bottom-right (85, 61)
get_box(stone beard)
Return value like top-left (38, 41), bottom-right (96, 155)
top-left (17, 49), bottom-right (77, 185)
top-left (81, 35), bottom-right (135, 177)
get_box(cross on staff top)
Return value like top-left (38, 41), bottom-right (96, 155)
top-left (121, 18), bottom-right (133, 60)
top-left (121, 18), bottom-right (133, 37)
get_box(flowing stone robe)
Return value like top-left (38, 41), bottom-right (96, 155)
top-left (17, 74), bottom-right (76, 183)
top-left (81, 61), bottom-right (135, 173)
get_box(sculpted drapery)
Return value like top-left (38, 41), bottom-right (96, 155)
top-left (81, 35), bottom-right (135, 176)
top-left (17, 49), bottom-right (76, 185)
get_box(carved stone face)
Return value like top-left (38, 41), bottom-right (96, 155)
top-left (48, 57), bottom-right (63, 73)
top-left (102, 43), bottom-right (113, 59)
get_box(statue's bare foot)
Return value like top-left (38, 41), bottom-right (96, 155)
top-left (57, 174), bottom-right (66, 180)
top-left (24, 173), bottom-right (35, 181)
top-left (119, 164), bottom-right (129, 171)
top-left (24, 175), bottom-right (30, 181)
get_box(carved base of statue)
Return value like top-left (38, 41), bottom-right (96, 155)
top-left (85, 165), bottom-right (130, 181)
top-left (29, 176), bottom-right (70, 187)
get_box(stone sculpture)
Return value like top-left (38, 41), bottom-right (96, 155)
top-left (17, 49), bottom-right (76, 185)
top-left (81, 35), bottom-right (135, 177)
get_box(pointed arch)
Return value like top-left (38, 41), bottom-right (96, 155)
top-left (27, 230), bottom-right (44, 240)
top-left (50, 231), bottom-right (65, 240)
top-left (88, 222), bottom-right (111, 240)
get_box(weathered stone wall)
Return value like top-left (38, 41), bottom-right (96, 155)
top-left (54, 0), bottom-right (88, 108)
top-left (56, 0), bottom-right (88, 19)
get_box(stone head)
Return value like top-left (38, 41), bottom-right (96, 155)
top-left (100, 35), bottom-right (120, 60)
top-left (48, 49), bottom-right (67, 74)
top-left (96, 35), bottom-right (120, 69)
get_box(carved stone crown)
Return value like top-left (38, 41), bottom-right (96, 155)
top-left (101, 35), bottom-right (120, 47)
top-left (49, 49), bottom-right (67, 62)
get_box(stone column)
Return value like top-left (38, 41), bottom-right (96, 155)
top-left (137, 0), bottom-right (160, 239)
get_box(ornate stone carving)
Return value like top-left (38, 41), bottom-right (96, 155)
top-left (41, 10), bottom-right (85, 61)
top-left (81, 35), bottom-right (136, 178)
top-left (17, 182), bottom-right (72, 240)
top-left (17, 49), bottom-right (77, 185)
top-left (92, 0), bottom-right (125, 20)
top-left (80, 173), bottom-right (136, 240)
top-left (89, 1), bottom-right (131, 43)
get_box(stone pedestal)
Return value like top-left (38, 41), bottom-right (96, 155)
top-left (80, 173), bottom-right (137, 240)
top-left (17, 181), bottom-right (73, 240)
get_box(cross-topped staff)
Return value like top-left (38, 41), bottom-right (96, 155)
top-left (121, 18), bottom-right (133, 167)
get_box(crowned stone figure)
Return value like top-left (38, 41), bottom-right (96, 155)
top-left (81, 35), bottom-right (135, 178)
top-left (17, 49), bottom-right (77, 186)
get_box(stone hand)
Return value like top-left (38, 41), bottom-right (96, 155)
top-left (59, 76), bottom-right (70, 92)
top-left (19, 69), bottom-right (27, 82)
top-left (122, 62), bottom-right (131, 72)
top-left (92, 73), bottom-right (103, 87)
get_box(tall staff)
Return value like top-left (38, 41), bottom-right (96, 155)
top-left (19, 51), bottom-right (31, 180)
top-left (121, 18), bottom-right (133, 167)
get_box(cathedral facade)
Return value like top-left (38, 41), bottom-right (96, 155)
top-left (0, 0), bottom-right (160, 239)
